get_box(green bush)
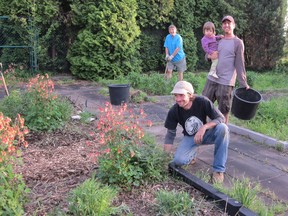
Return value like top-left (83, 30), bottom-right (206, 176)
top-left (0, 74), bottom-right (73, 132)
top-left (68, 0), bottom-right (141, 80)
top-left (95, 103), bottom-right (169, 189)
top-left (139, 30), bottom-right (166, 72)
top-left (138, 135), bottom-right (170, 182)
top-left (23, 93), bottom-right (73, 131)
top-left (0, 163), bottom-right (29, 216)
top-left (275, 58), bottom-right (288, 73)
top-left (0, 90), bottom-right (26, 118)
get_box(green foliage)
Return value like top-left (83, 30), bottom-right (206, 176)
top-left (139, 30), bottom-right (165, 72)
top-left (0, 91), bottom-right (72, 132)
top-left (274, 143), bottom-right (284, 152)
top-left (216, 177), bottom-right (288, 216)
top-left (0, 1), bottom-right (70, 72)
top-left (230, 178), bottom-right (260, 207)
top-left (1, 0), bottom-right (287, 74)
top-left (0, 90), bottom-right (26, 118)
top-left (0, 74), bottom-right (73, 132)
top-left (243, 0), bottom-right (286, 70)
top-left (23, 93), bottom-right (73, 131)
top-left (0, 162), bottom-right (29, 216)
top-left (181, 29), bottom-right (198, 71)
top-left (137, 0), bottom-right (174, 29)
top-left (155, 189), bottom-right (195, 215)
top-left (125, 71), bottom-right (202, 95)
top-left (169, 0), bottom-right (199, 71)
top-left (130, 89), bottom-right (149, 103)
top-left (127, 72), bottom-right (176, 95)
top-left (95, 103), bottom-right (168, 189)
top-left (275, 57), bottom-right (288, 73)
top-left (231, 97), bottom-right (288, 141)
top-left (79, 111), bottom-right (94, 124)
top-left (250, 71), bottom-right (288, 91)
top-left (137, 135), bottom-right (170, 182)
top-left (68, 0), bottom-right (141, 80)
top-left (68, 176), bottom-right (127, 216)
top-left (235, 70), bottom-right (257, 88)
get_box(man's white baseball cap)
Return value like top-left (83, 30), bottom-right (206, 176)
top-left (171, 81), bottom-right (194, 95)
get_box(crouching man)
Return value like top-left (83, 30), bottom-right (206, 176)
top-left (164, 81), bottom-right (229, 183)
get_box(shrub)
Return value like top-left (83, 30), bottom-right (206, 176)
top-left (68, 0), bottom-right (141, 80)
top-left (0, 74), bottom-right (73, 131)
top-left (275, 58), bottom-right (288, 73)
top-left (0, 113), bottom-right (29, 215)
top-left (89, 102), bottom-right (169, 189)
top-left (139, 30), bottom-right (165, 72)
top-left (0, 163), bottom-right (29, 216)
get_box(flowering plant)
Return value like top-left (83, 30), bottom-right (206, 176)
top-left (23, 74), bottom-right (73, 131)
top-left (0, 113), bottom-right (29, 214)
top-left (0, 74), bottom-right (73, 131)
top-left (0, 113), bottom-right (29, 163)
top-left (88, 102), bottom-right (167, 188)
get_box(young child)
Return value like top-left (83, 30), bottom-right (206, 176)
top-left (201, 21), bottom-right (223, 78)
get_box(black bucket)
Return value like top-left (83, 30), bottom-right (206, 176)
top-left (231, 87), bottom-right (262, 120)
top-left (108, 84), bottom-right (130, 105)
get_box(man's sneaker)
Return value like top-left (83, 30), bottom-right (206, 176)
top-left (212, 172), bottom-right (224, 183)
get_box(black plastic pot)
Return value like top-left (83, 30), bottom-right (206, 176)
top-left (108, 84), bottom-right (130, 105)
top-left (231, 87), bottom-right (262, 120)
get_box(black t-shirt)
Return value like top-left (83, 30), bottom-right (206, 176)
top-left (164, 96), bottom-right (224, 136)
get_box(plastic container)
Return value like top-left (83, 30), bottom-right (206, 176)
top-left (231, 87), bottom-right (262, 120)
top-left (108, 84), bottom-right (130, 105)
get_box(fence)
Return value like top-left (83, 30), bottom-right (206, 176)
top-left (0, 16), bottom-right (38, 72)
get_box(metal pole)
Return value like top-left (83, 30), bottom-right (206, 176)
top-left (0, 63), bottom-right (9, 96)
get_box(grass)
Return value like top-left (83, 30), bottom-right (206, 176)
top-left (67, 176), bottom-right (130, 216)
top-left (249, 71), bottom-right (288, 91)
top-left (195, 171), bottom-right (288, 216)
top-left (229, 96), bottom-right (288, 141)
top-left (111, 70), bottom-right (288, 141)
top-left (155, 189), bottom-right (196, 215)
top-left (95, 70), bottom-right (288, 141)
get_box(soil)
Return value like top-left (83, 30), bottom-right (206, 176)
top-left (7, 76), bottom-right (288, 215)
top-left (7, 76), bottom-right (227, 215)
top-left (15, 119), bottom-right (225, 216)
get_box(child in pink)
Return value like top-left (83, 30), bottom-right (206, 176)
top-left (201, 21), bottom-right (223, 78)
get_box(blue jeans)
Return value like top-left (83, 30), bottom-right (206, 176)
top-left (172, 123), bottom-right (229, 172)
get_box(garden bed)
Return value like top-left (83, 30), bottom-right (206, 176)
top-left (15, 120), bottom-right (225, 215)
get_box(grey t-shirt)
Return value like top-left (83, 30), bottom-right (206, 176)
top-left (208, 36), bottom-right (248, 88)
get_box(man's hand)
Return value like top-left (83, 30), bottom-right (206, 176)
top-left (194, 125), bottom-right (207, 144)
top-left (165, 54), bottom-right (169, 61)
top-left (167, 55), bottom-right (174, 61)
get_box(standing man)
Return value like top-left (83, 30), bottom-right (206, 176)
top-left (164, 81), bottom-right (229, 183)
top-left (164, 25), bottom-right (187, 81)
top-left (202, 15), bottom-right (249, 124)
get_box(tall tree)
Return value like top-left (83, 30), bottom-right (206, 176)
top-left (68, 0), bottom-right (141, 80)
top-left (0, 0), bottom-right (73, 71)
top-left (243, 0), bottom-right (286, 70)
